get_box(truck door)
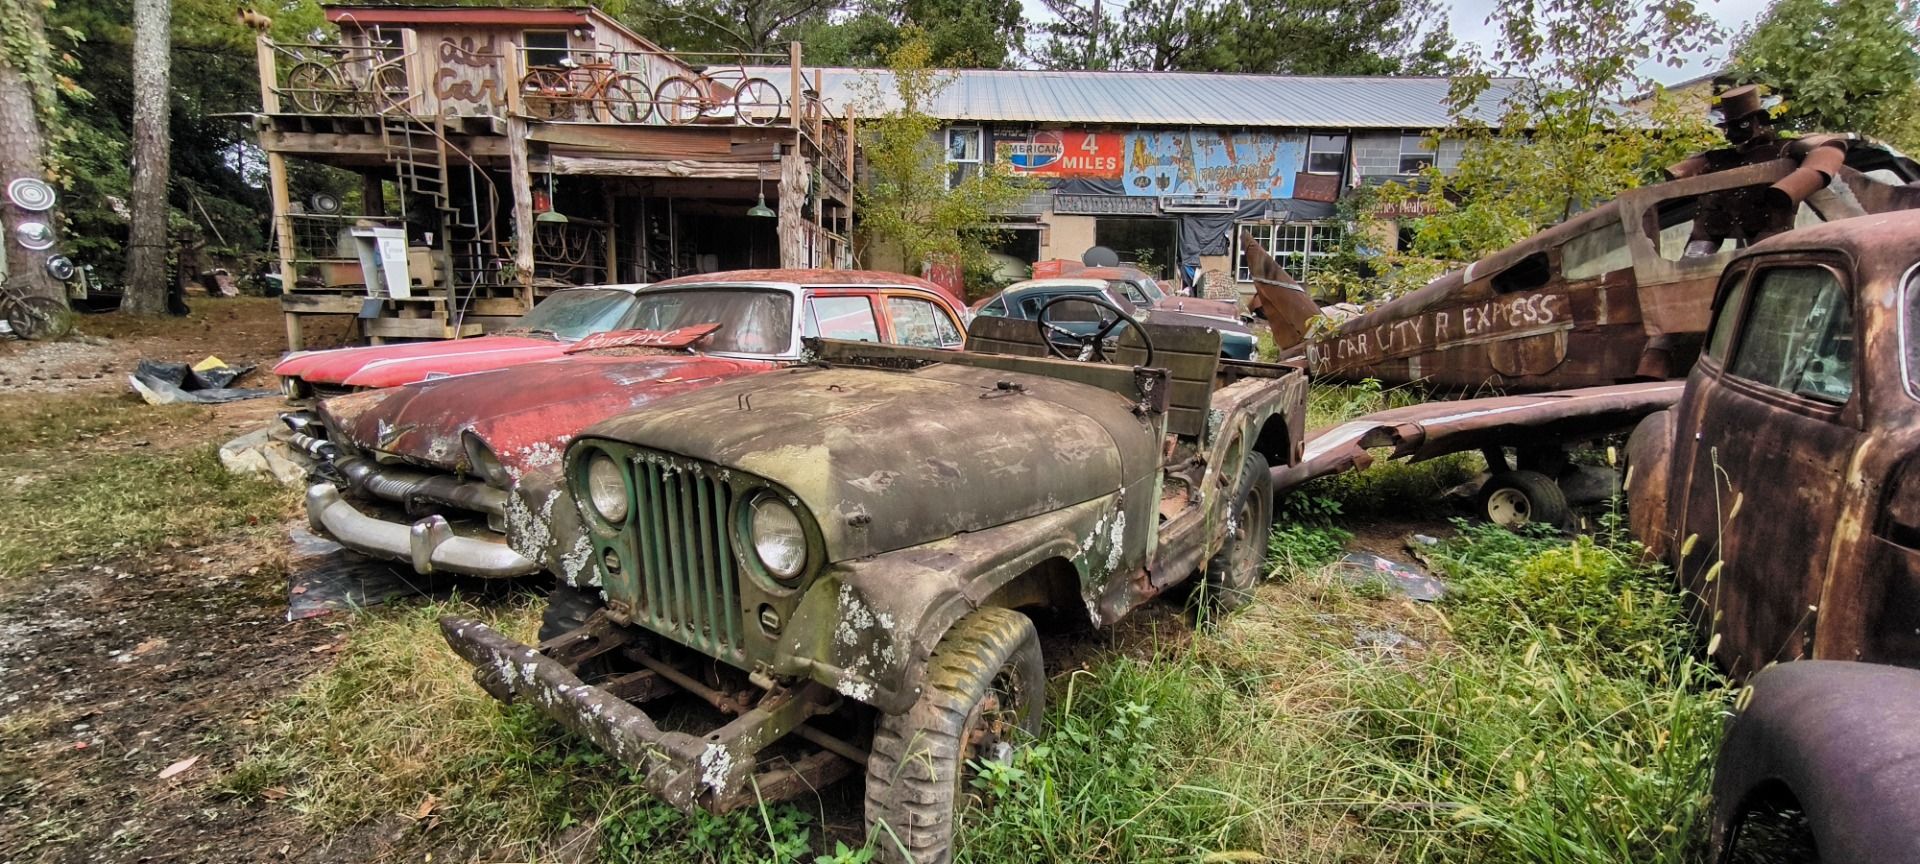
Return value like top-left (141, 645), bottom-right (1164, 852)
top-left (1674, 259), bottom-right (1861, 674)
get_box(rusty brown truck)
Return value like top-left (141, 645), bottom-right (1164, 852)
top-left (439, 299), bottom-right (1307, 862)
top-left (1621, 209), bottom-right (1920, 862)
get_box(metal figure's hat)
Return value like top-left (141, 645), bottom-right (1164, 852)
top-left (1713, 85), bottom-right (1768, 126)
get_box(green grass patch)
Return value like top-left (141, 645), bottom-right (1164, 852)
top-left (0, 445), bottom-right (292, 579)
top-left (222, 599), bottom-right (820, 862)
top-left (0, 392), bottom-right (208, 462)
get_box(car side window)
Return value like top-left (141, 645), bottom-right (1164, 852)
top-left (1561, 220), bottom-right (1632, 281)
top-left (804, 296), bottom-right (881, 342)
top-left (1704, 267), bottom-right (1750, 363)
top-left (980, 298), bottom-right (1007, 317)
top-left (887, 297), bottom-right (963, 348)
top-left (1045, 290), bottom-right (1107, 322)
top-left (1727, 266), bottom-right (1855, 404)
top-left (1106, 279), bottom-right (1150, 305)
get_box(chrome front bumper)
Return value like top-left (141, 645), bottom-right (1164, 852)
top-left (306, 483), bottom-right (541, 578)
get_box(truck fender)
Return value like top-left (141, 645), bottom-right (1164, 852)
top-left (777, 495), bottom-right (1119, 716)
top-left (1624, 408), bottom-right (1674, 562)
top-left (1709, 660), bottom-right (1920, 864)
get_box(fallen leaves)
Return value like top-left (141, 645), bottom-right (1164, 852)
top-left (158, 754), bottom-right (201, 780)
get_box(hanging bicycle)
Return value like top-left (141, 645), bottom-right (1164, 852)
top-left (520, 54), bottom-right (650, 124)
top-left (652, 61), bottom-right (781, 127)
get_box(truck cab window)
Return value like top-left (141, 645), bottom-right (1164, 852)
top-left (1728, 266), bottom-right (1855, 404)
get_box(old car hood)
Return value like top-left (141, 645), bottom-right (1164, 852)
top-left (580, 362), bottom-right (1150, 561)
top-left (275, 335), bottom-right (565, 388)
top-left (318, 353), bottom-right (776, 476)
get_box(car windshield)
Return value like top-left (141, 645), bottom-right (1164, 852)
top-left (626, 287), bottom-right (795, 355)
top-left (508, 289), bottom-right (639, 341)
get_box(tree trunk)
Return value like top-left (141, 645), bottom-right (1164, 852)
top-left (123, 0), bottom-right (173, 315)
top-left (0, 0), bottom-right (66, 306)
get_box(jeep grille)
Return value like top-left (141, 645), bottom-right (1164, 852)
top-left (618, 455), bottom-right (744, 662)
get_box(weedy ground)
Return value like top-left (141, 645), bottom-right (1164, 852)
top-left (0, 351), bottom-right (1733, 864)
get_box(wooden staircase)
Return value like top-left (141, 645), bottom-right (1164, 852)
top-left (374, 113), bottom-right (514, 339)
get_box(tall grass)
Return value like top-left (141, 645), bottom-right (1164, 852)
top-left (965, 522), bottom-right (1731, 864)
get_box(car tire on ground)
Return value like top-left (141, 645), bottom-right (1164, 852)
top-left (1197, 448), bottom-right (1274, 618)
top-left (865, 607), bottom-right (1044, 864)
top-left (1477, 469), bottom-right (1572, 530)
top-left (538, 583), bottom-right (601, 643)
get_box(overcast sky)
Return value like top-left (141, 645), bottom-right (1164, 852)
top-left (1016, 0), bottom-right (1777, 86)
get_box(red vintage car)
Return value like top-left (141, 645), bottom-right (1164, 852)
top-left (286, 270), bottom-right (968, 580)
top-left (273, 284), bottom-right (653, 399)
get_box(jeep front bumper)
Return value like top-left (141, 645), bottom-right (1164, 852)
top-left (438, 615), bottom-right (851, 812)
top-left (307, 484), bottom-right (541, 578)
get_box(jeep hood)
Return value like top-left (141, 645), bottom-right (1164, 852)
top-left (275, 335), bottom-right (565, 389)
top-left (318, 353), bottom-right (775, 477)
top-left (578, 362), bottom-right (1154, 560)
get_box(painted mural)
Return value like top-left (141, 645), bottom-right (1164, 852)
top-left (1121, 130), bottom-right (1305, 198)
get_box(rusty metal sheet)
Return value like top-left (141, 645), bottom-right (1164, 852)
top-left (1274, 380), bottom-right (1685, 492)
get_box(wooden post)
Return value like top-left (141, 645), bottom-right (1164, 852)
top-left (776, 154), bottom-right (804, 267)
top-left (362, 172), bottom-right (385, 217)
top-left (503, 42), bottom-right (523, 118)
top-left (506, 116), bottom-right (535, 309)
top-left (787, 42), bottom-right (802, 130)
top-left (255, 34), bottom-right (280, 114)
top-left (267, 149), bottom-right (301, 349)
top-left (602, 185), bottom-right (617, 283)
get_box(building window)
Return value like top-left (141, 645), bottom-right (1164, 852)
top-left (523, 30), bottom-right (572, 68)
top-left (1236, 222), bottom-right (1344, 283)
top-left (1307, 134), bottom-right (1348, 175)
top-left (946, 127), bottom-right (982, 189)
top-left (1399, 133), bottom-right (1436, 174)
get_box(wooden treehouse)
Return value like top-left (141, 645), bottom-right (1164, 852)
top-left (252, 4), bottom-right (858, 348)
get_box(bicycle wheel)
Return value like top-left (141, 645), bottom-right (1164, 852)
top-left (284, 61), bottom-right (342, 114)
top-left (652, 76), bottom-right (704, 125)
top-left (365, 64), bottom-right (409, 114)
top-left (5, 294), bottom-right (70, 340)
top-left (521, 68), bottom-right (576, 121)
top-left (732, 78), bottom-right (783, 126)
top-left (598, 73), bottom-right (651, 124)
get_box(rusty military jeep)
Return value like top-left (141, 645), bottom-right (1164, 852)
top-left (441, 299), bottom-right (1306, 862)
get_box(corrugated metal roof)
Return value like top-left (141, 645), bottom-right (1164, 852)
top-left (770, 67), bottom-right (1518, 128)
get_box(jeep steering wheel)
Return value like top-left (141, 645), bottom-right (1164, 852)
top-left (1034, 294), bottom-right (1155, 367)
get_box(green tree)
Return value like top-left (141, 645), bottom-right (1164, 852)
top-left (1731, 0), bottom-right (1920, 145)
top-left (781, 0), bottom-right (1025, 68)
top-left (851, 32), bottom-right (1030, 293)
top-left (1414, 0), bottom-right (1720, 256)
top-left (1035, 0), bottom-right (1459, 75)
top-left (1309, 0), bottom-right (1722, 302)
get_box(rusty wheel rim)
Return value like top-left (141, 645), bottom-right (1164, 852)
top-left (1225, 482), bottom-right (1266, 592)
top-left (957, 661), bottom-right (1027, 804)
top-left (1487, 487), bottom-right (1531, 527)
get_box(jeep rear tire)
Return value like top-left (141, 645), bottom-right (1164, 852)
top-left (1199, 449), bottom-right (1274, 617)
top-left (865, 607), bottom-right (1044, 864)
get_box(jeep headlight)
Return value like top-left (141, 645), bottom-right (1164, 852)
top-left (585, 452), bottom-right (627, 524)
top-left (748, 493), bottom-right (806, 579)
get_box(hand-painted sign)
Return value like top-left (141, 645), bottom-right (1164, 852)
top-left (1306, 291), bottom-right (1572, 374)
top-left (995, 131), bottom-right (1123, 179)
top-left (1123, 130), bottom-right (1305, 199)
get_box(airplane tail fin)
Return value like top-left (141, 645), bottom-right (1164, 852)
top-left (1241, 228), bottom-right (1321, 351)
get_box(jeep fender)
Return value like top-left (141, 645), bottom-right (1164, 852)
top-left (1709, 661), bottom-right (1920, 864)
top-left (776, 493), bottom-right (1123, 716)
top-left (1624, 408), bottom-right (1675, 563)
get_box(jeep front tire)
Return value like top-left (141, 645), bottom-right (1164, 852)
top-left (864, 607), bottom-right (1044, 864)
top-left (1199, 449), bottom-right (1275, 617)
